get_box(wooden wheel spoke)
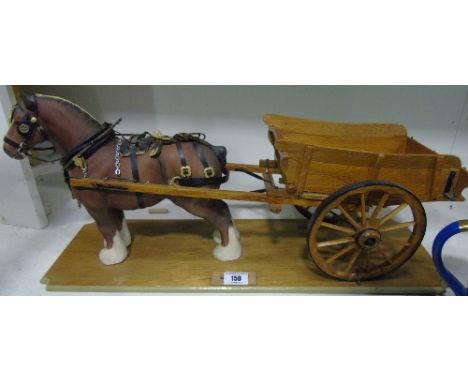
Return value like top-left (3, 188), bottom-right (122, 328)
top-left (365, 253), bottom-right (372, 272)
top-left (360, 251), bottom-right (370, 272)
top-left (378, 203), bottom-right (408, 227)
top-left (320, 222), bottom-right (356, 235)
top-left (337, 205), bottom-right (361, 230)
top-left (379, 221), bottom-right (415, 233)
top-left (370, 193), bottom-right (389, 224)
top-left (376, 248), bottom-right (393, 265)
top-left (325, 243), bottom-right (356, 264)
top-left (360, 193), bottom-right (367, 226)
top-left (317, 236), bottom-right (355, 248)
top-left (319, 247), bottom-right (337, 255)
top-left (328, 210), bottom-right (351, 226)
top-left (345, 250), bottom-right (361, 273)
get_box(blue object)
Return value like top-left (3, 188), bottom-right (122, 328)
top-left (432, 220), bottom-right (468, 296)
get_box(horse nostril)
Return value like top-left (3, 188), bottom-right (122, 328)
top-left (3, 142), bottom-right (18, 159)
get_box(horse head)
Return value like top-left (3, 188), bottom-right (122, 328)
top-left (3, 94), bottom-right (48, 159)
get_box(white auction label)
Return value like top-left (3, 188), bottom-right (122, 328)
top-left (223, 272), bottom-right (249, 286)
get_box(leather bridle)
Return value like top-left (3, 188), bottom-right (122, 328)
top-left (3, 96), bottom-right (53, 158)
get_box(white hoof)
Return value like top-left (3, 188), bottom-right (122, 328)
top-left (99, 231), bottom-right (129, 265)
top-left (213, 225), bottom-right (242, 261)
top-left (120, 219), bottom-right (132, 247)
top-left (213, 223), bottom-right (240, 244)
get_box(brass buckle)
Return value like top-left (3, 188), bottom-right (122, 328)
top-left (203, 166), bottom-right (215, 178)
top-left (180, 165), bottom-right (192, 178)
top-left (149, 146), bottom-right (160, 158)
top-left (151, 131), bottom-right (171, 141)
top-left (73, 156), bottom-right (88, 178)
top-left (73, 156), bottom-right (87, 171)
top-left (169, 176), bottom-right (180, 185)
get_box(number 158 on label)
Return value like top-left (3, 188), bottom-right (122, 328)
top-left (223, 272), bottom-right (249, 286)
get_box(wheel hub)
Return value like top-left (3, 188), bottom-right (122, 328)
top-left (356, 228), bottom-right (381, 250)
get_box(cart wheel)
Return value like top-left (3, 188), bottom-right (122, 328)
top-left (307, 180), bottom-right (426, 281)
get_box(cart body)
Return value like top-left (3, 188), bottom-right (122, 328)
top-left (265, 114), bottom-right (466, 202)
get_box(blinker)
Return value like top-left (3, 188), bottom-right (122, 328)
top-left (18, 123), bottom-right (31, 135)
top-left (16, 113), bottom-right (39, 138)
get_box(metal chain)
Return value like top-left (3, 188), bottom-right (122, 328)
top-left (115, 137), bottom-right (122, 176)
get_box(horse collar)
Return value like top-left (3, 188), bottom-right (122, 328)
top-left (61, 118), bottom-right (122, 174)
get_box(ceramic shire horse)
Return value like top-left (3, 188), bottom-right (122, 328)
top-left (3, 94), bottom-right (242, 265)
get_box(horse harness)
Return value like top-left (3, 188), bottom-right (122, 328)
top-left (4, 100), bottom-right (229, 208)
top-left (112, 131), bottom-right (229, 207)
top-left (60, 126), bottom-right (229, 208)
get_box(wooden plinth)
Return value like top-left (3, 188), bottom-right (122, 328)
top-left (41, 219), bottom-right (445, 294)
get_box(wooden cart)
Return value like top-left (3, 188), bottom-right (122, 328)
top-left (70, 114), bottom-right (468, 281)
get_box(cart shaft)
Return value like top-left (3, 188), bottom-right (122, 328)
top-left (69, 177), bottom-right (320, 208)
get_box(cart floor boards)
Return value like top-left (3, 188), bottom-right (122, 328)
top-left (41, 219), bottom-right (444, 294)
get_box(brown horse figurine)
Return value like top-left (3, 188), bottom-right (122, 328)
top-left (3, 94), bottom-right (242, 265)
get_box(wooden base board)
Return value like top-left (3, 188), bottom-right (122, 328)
top-left (41, 219), bottom-right (445, 294)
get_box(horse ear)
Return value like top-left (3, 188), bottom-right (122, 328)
top-left (21, 93), bottom-right (37, 112)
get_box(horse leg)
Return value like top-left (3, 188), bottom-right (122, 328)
top-left (111, 208), bottom-right (132, 247)
top-left (213, 223), bottom-right (240, 244)
top-left (171, 197), bottom-right (242, 261)
top-left (85, 206), bottom-right (129, 265)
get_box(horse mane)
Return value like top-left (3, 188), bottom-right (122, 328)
top-left (36, 94), bottom-right (102, 130)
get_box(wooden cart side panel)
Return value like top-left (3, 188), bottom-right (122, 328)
top-left (289, 147), bottom-right (382, 196)
top-left (273, 140), bottom-right (383, 194)
top-left (271, 141), bottom-right (313, 192)
top-left (266, 115), bottom-right (408, 154)
top-left (377, 155), bottom-right (461, 201)
top-left (281, 144), bottom-right (462, 201)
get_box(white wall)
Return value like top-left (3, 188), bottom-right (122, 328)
top-left (0, 86), bottom-right (47, 228)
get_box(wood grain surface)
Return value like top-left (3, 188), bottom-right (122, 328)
top-left (41, 219), bottom-right (445, 294)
